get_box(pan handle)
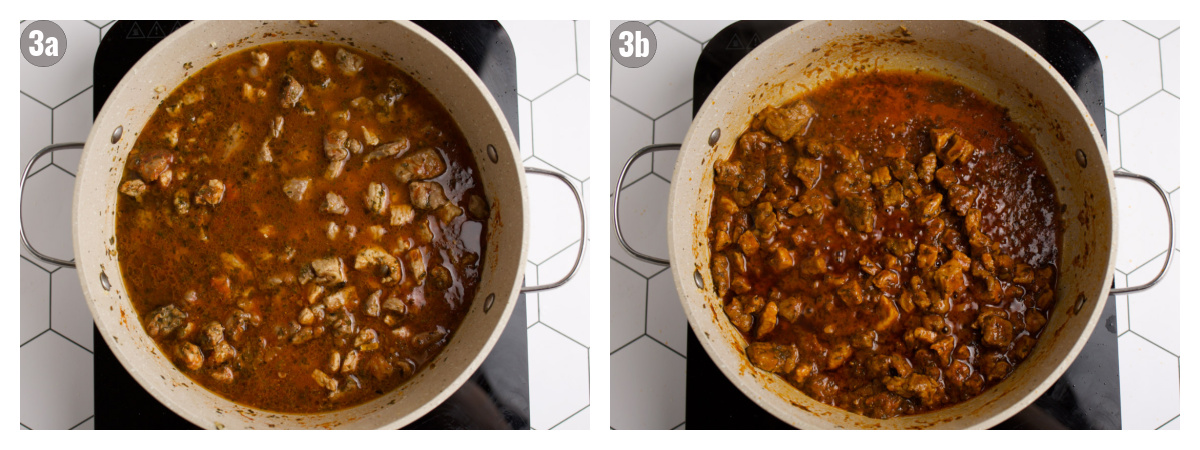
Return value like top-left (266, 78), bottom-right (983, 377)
top-left (612, 143), bottom-right (679, 266)
top-left (1111, 171), bottom-right (1175, 295)
top-left (520, 167), bottom-right (587, 293)
top-left (19, 143), bottom-right (82, 268)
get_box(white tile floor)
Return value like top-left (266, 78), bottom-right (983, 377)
top-left (19, 20), bottom-right (591, 430)
top-left (609, 20), bottom-right (1180, 430)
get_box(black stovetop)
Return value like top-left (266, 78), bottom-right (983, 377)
top-left (685, 20), bottom-right (1122, 430)
top-left (91, 20), bottom-right (530, 430)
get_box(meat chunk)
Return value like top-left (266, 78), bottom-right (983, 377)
top-left (871, 167), bottom-right (892, 188)
top-left (756, 302), bottom-right (779, 338)
top-left (194, 179), bottom-right (225, 205)
top-left (335, 48), bottom-right (364, 76)
top-left (712, 254), bottom-right (731, 297)
top-left (363, 182), bottom-right (390, 216)
top-left (935, 166), bottom-right (957, 189)
top-left (210, 366), bottom-right (235, 383)
top-left (753, 203), bottom-right (777, 238)
top-left (979, 314), bottom-right (1014, 348)
top-left (147, 305), bottom-right (186, 337)
top-left (280, 75), bottom-right (304, 108)
top-left (354, 247), bottom-right (403, 285)
top-left (714, 160), bottom-right (742, 187)
top-left (880, 182), bottom-right (904, 207)
top-left (919, 153), bottom-right (938, 184)
top-left (199, 321), bottom-right (225, 349)
top-left (409, 181), bottom-right (449, 210)
top-left (1025, 309), bottom-right (1047, 333)
top-left (746, 342), bottom-right (799, 374)
top-left (120, 180), bottom-right (149, 202)
top-left (312, 369), bottom-right (339, 392)
top-left (931, 128), bottom-right (955, 152)
top-left (131, 149), bottom-right (174, 184)
top-left (799, 251), bottom-right (827, 276)
top-left (884, 373), bottom-right (941, 406)
top-left (737, 231), bottom-right (760, 255)
top-left (283, 178), bottom-right (310, 202)
top-left (931, 258), bottom-right (967, 294)
top-left (468, 195), bottom-right (489, 220)
top-left (321, 192), bottom-right (349, 215)
top-left (917, 192), bottom-right (943, 219)
top-left (875, 297), bottom-right (900, 331)
top-left (311, 50), bottom-right (327, 70)
top-left (390, 204), bottom-right (416, 226)
top-left (833, 171), bottom-right (870, 199)
top-left (211, 341), bottom-right (237, 364)
top-left (355, 328), bottom-right (380, 352)
top-left (827, 342), bottom-right (853, 370)
top-left (841, 196), bottom-right (876, 233)
top-left (769, 248), bottom-right (794, 273)
top-left (394, 148), bottom-right (446, 182)
top-left (311, 257), bottom-right (347, 285)
top-left (762, 100), bottom-right (816, 141)
top-left (792, 157), bottom-right (822, 189)
top-left (406, 249), bottom-right (426, 283)
top-left (916, 244), bottom-right (939, 270)
top-left (324, 130), bottom-right (351, 162)
top-left (837, 279), bottom-right (863, 305)
top-left (436, 203), bottom-right (464, 224)
top-left (947, 184), bottom-right (978, 216)
top-left (176, 342), bottom-right (204, 370)
top-left (366, 138), bottom-right (410, 162)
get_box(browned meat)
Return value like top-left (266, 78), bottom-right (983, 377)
top-left (712, 254), bottom-right (731, 297)
top-left (838, 279), bottom-right (863, 305)
top-left (884, 373), bottom-right (941, 406)
top-left (919, 153), bottom-right (938, 184)
top-left (769, 247), bottom-right (794, 272)
top-left (753, 203), bottom-right (778, 238)
top-left (827, 342), bottom-right (853, 370)
top-left (841, 196), bottom-right (876, 233)
top-left (979, 314), bottom-right (1014, 348)
top-left (211, 341), bottom-right (237, 364)
top-left (282, 178), bottom-right (310, 203)
top-left (312, 257), bottom-right (347, 286)
top-left (737, 231), bottom-right (760, 255)
top-left (366, 138), bottom-right (410, 162)
top-left (756, 302), bottom-right (779, 338)
top-left (177, 342), bottom-right (204, 370)
top-left (931, 258), bottom-right (967, 294)
top-left (714, 160), bottom-right (742, 187)
top-left (406, 249), bottom-right (426, 283)
top-left (195, 179), bottom-right (226, 205)
top-left (881, 182), bottom-right (904, 207)
top-left (468, 195), bottom-right (489, 220)
top-left (320, 192), bottom-right (349, 215)
top-left (393, 148), bottom-right (447, 183)
top-left (935, 166), bottom-right (957, 189)
top-left (800, 250), bottom-right (827, 276)
top-left (917, 192), bottom-right (942, 219)
top-left (1025, 309), bottom-right (1047, 333)
top-left (280, 75), bottom-right (304, 108)
top-left (363, 182), bottom-right (390, 216)
top-left (947, 184), bottom-right (977, 216)
top-left (762, 100), bottom-right (816, 141)
top-left (119, 180), bottom-right (147, 201)
top-left (131, 149), bottom-right (174, 184)
top-left (324, 130), bottom-right (350, 161)
top-left (931, 128), bottom-right (955, 152)
top-left (871, 167), bottom-right (892, 188)
top-left (746, 342), bottom-right (799, 374)
top-left (390, 204), bottom-right (415, 226)
top-left (410, 181), bottom-right (449, 210)
top-left (792, 157), bottom-right (821, 189)
top-left (335, 48), bottom-right (364, 76)
top-left (199, 321), bottom-right (225, 349)
top-left (354, 247), bottom-right (402, 285)
top-left (833, 171), bottom-right (870, 199)
top-left (147, 305), bottom-right (186, 337)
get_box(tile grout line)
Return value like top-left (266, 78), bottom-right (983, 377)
top-left (533, 238), bottom-right (583, 266)
top-left (50, 329), bottom-right (93, 355)
top-left (530, 74), bottom-right (580, 103)
top-left (610, 333), bottom-right (646, 355)
top-left (644, 333), bottom-right (686, 360)
top-left (53, 85), bottom-right (93, 110)
top-left (67, 415), bottom-right (94, 430)
top-left (657, 21), bottom-right (703, 45)
top-left (538, 321), bottom-right (589, 350)
top-left (1125, 329), bottom-right (1178, 358)
top-left (611, 95), bottom-right (654, 120)
top-left (1155, 414), bottom-right (1179, 430)
top-left (549, 404), bottom-right (589, 430)
top-left (21, 328), bottom-right (52, 348)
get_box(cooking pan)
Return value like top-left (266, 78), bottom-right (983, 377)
top-left (20, 20), bottom-right (585, 429)
top-left (613, 20), bottom-right (1173, 429)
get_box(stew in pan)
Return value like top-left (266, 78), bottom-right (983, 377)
top-left (708, 71), bottom-right (1061, 418)
top-left (116, 40), bottom-right (488, 413)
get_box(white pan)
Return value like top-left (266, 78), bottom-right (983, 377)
top-left (614, 20), bottom-right (1172, 429)
top-left (21, 20), bottom-right (585, 429)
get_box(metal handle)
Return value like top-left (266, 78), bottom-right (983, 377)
top-left (521, 167), bottom-right (587, 293)
top-left (1110, 171), bottom-right (1174, 295)
top-left (612, 143), bottom-right (679, 266)
top-left (20, 143), bottom-right (82, 268)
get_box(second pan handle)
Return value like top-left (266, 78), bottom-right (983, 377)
top-left (612, 143), bottom-right (679, 266)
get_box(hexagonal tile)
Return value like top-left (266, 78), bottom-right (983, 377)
top-left (575, 20), bottom-right (590, 79)
top-left (71, 416), bottom-right (95, 430)
top-left (1085, 21), bottom-right (1162, 113)
top-left (528, 324), bottom-right (589, 430)
top-left (1159, 416), bottom-right (1179, 430)
top-left (1067, 20), bottom-right (1099, 32)
top-left (20, 167), bottom-right (76, 266)
top-left (21, 236), bottom-right (60, 272)
top-left (611, 259), bottom-right (648, 350)
top-left (552, 405), bottom-right (588, 429)
top-left (538, 241), bottom-right (590, 347)
top-left (20, 93), bottom-right (51, 177)
top-left (610, 98), bottom-right (653, 190)
top-left (1120, 92), bottom-right (1178, 190)
top-left (651, 100), bottom-right (691, 180)
top-left (525, 261), bottom-right (539, 327)
top-left (100, 22), bottom-right (114, 39)
top-left (524, 157), bottom-right (585, 264)
top-left (86, 20), bottom-right (111, 28)
top-left (1114, 175), bottom-right (1171, 273)
top-left (51, 87), bottom-right (92, 175)
top-left (611, 176), bottom-right (670, 273)
top-left (51, 268), bottom-right (94, 351)
top-left (1127, 250), bottom-right (1178, 355)
top-left (518, 95), bottom-right (533, 160)
top-left (611, 22), bottom-right (701, 118)
top-left (21, 258), bottom-right (51, 344)
top-left (501, 20), bottom-right (578, 98)
top-left (20, 21), bottom-right (100, 107)
top-left (646, 271), bottom-right (686, 356)
top-left (20, 333), bottom-right (94, 429)
top-left (532, 76), bottom-right (589, 179)
top-left (1161, 29), bottom-right (1179, 97)
top-left (1117, 333), bottom-right (1178, 430)
top-left (663, 21), bottom-right (737, 43)
top-left (611, 337), bottom-right (686, 429)
top-left (1127, 20), bottom-right (1179, 38)
top-left (1104, 109), bottom-right (1120, 166)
